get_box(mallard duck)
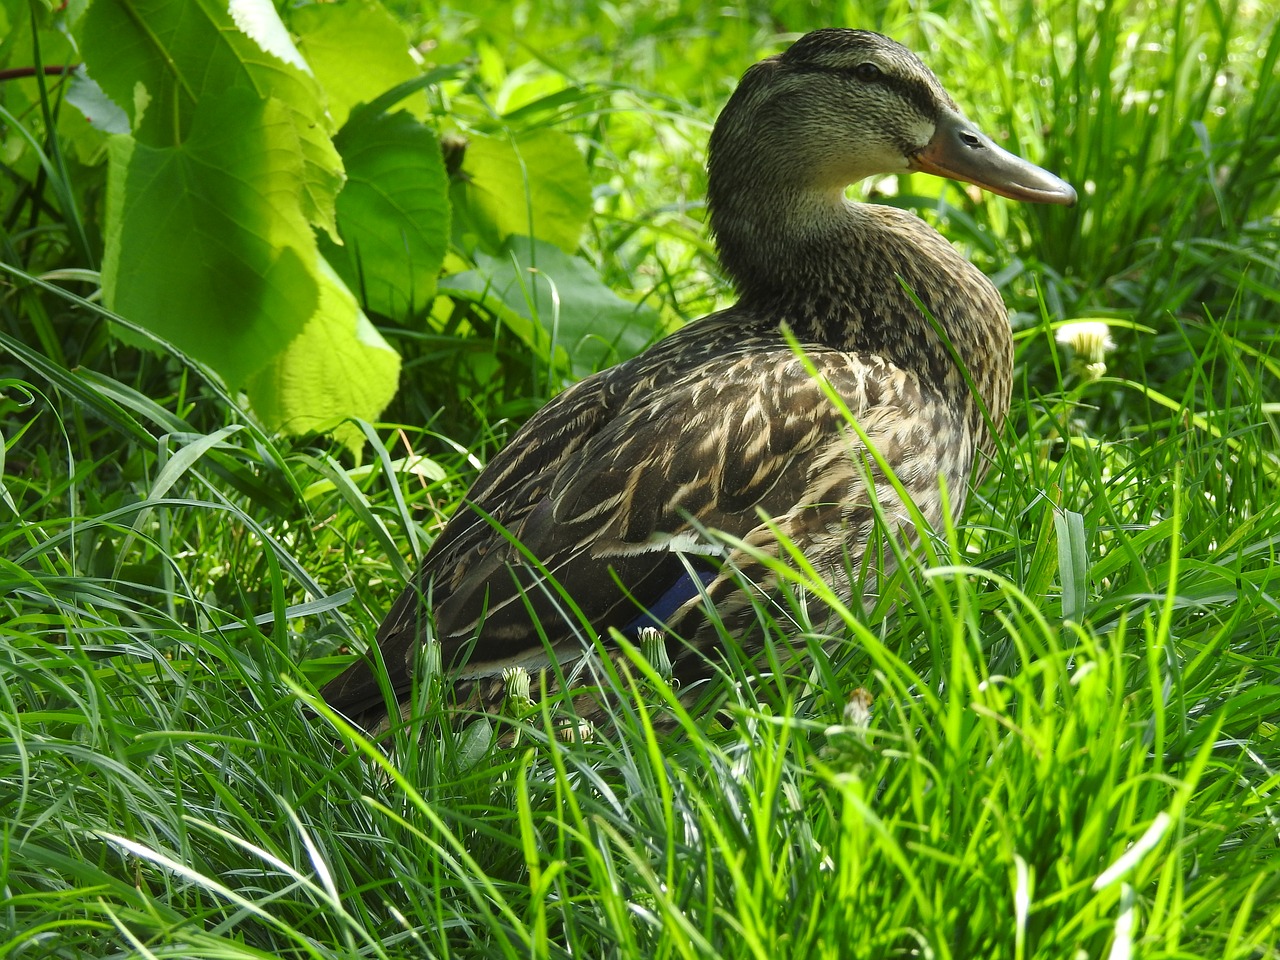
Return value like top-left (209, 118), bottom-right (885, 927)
top-left (322, 28), bottom-right (1075, 731)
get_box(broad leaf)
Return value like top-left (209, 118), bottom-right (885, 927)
top-left (246, 258), bottom-right (401, 455)
top-left (99, 90), bottom-right (319, 388)
top-left (290, 0), bottom-right (424, 128)
top-left (81, 0), bottom-right (342, 236)
top-left (458, 129), bottom-right (592, 253)
top-left (80, 0), bottom-right (406, 444)
top-left (321, 107), bottom-right (450, 320)
top-left (440, 236), bottom-right (660, 379)
top-left (66, 69), bottom-right (130, 135)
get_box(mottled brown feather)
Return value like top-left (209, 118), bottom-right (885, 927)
top-left (320, 29), bottom-right (1073, 731)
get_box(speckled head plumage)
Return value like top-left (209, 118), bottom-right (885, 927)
top-left (320, 30), bottom-right (1076, 734)
top-left (709, 30), bottom-right (956, 187)
top-left (708, 29), bottom-right (1074, 300)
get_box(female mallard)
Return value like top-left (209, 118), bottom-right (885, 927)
top-left (322, 29), bottom-right (1075, 731)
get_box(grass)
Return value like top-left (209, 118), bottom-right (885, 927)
top-left (5, 359), bottom-right (1277, 956)
top-left (4, 0), bottom-right (1280, 957)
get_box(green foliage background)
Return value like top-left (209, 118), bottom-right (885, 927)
top-left (2, 0), bottom-right (1279, 957)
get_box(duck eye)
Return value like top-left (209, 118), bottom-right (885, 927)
top-left (852, 62), bottom-right (883, 82)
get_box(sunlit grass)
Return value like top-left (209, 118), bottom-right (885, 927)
top-left (5, 296), bottom-right (1279, 956)
top-left (4, 0), bottom-right (1280, 956)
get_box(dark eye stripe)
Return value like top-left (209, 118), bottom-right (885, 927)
top-left (878, 75), bottom-right (940, 121)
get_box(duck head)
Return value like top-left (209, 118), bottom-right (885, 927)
top-left (707, 29), bottom-right (1076, 246)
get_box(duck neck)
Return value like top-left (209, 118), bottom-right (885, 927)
top-left (707, 176), bottom-right (1012, 437)
top-left (708, 180), bottom-right (879, 322)
top-left (708, 180), bottom-right (948, 338)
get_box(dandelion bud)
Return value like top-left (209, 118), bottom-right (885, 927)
top-left (502, 666), bottom-right (533, 711)
top-left (1055, 320), bottom-right (1115, 380)
top-left (638, 626), bottom-right (673, 681)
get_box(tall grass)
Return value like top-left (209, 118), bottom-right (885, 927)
top-left (5, 334), bottom-right (1278, 955)
top-left (3, 0), bottom-right (1279, 957)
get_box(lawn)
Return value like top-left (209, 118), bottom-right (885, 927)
top-left (2, 0), bottom-right (1278, 957)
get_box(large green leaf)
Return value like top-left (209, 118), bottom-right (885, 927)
top-left (99, 90), bottom-right (319, 388)
top-left (440, 236), bottom-right (661, 379)
top-left (80, 0), bottom-right (406, 444)
top-left (457, 129), bottom-right (592, 254)
top-left (81, 0), bottom-right (342, 236)
top-left (321, 107), bottom-right (450, 321)
top-left (245, 257), bottom-right (401, 455)
top-left (290, 0), bottom-right (424, 129)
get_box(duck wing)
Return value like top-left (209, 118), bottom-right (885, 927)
top-left (322, 326), bottom-right (966, 723)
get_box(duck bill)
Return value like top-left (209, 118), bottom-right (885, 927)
top-left (910, 110), bottom-right (1077, 206)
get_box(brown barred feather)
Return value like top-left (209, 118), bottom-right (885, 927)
top-left (320, 29), bottom-right (1074, 732)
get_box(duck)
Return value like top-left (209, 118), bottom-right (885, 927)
top-left (321, 28), bottom-right (1076, 732)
